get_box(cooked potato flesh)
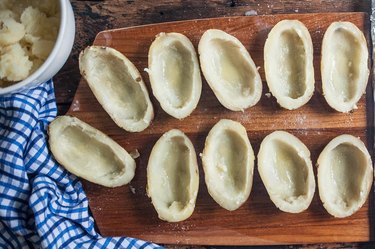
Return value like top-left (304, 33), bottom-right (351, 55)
top-left (276, 30), bottom-right (306, 99)
top-left (59, 125), bottom-right (124, 179)
top-left (209, 39), bottom-right (255, 97)
top-left (329, 29), bottom-right (361, 101)
top-left (153, 136), bottom-right (191, 211)
top-left (211, 129), bottom-right (247, 194)
top-left (153, 41), bottom-right (193, 108)
top-left (265, 140), bottom-right (308, 202)
top-left (88, 52), bottom-right (148, 121)
top-left (327, 143), bottom-right (367, 209)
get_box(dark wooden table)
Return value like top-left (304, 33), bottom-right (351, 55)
top-left (55, 1), bottom-right (374, 248)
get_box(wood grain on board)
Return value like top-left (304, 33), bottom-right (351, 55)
top-left (66, 13), bottom-right (374, 246)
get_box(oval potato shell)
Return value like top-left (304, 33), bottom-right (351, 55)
top-left (48, 116), bottom-right (136, 188)
top-left (317, 134), bottom-right (373, 218)
top-left (147, 129), bottom-right (199, 222)
top-left (202, 119), bottom-right (255, 211)
top-left (321, 21), bottom-right (369, 112)
top-left (258, 131), bottom-right (315, 213)
top-left (148, 32), bottom-right (202, 119)
top-left (264, 20), bottom-right (315, 110)
top-left (79, 46), bottom-right (154, 132)
top-left (198, 29), bottom-right (262, 111)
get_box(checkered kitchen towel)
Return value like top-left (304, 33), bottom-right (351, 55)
top-left (0, 80), bottom-right (161, 249)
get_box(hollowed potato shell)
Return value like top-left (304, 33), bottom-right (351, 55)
top-left (79, 46), bottom-right (154, 132)
top-left (48, 116), bottom-right (136, 187)
top-left (147, 129), bottom-right (199, 222)
top-left (321, 22), bottom-right (369, 112)
top-left (264, 20), bottom-right (315, 110)
top-left (202, 119), bottom-right (255, 211)
top-left (317, 135), bottom-right (373, 218)
top-left (258, 131), bottom-right (315, 213)
top-left (198, 29), bottom-right (262, 111)
top-left (148, 32), bottom-right (202, 119)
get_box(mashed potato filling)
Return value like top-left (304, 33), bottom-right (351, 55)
top-left (0, 0), bottom-right (59, 86)
top-left (0, 44), bottom-right (32, 81)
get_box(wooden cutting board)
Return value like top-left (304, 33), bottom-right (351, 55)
top-left (66, 12), bottom-right (374, 245)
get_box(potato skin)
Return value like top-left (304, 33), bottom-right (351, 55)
top-left (202, 119), bottom-right (254, 211)
top-left (48, 116), bottom-right (136, 188)
top-left (79, 46), bottom-right (154, 132)
top-left (147, 129), bottom-right (199, 222)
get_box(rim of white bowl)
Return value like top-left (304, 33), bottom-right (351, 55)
top-left (0, 0), bottom-right (69, 94)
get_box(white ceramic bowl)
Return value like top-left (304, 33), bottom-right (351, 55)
top-left (0, 0), bottom-right (75, 95)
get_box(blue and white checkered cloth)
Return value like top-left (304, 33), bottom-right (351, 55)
top-left (0, 80), bottom-right (161, 249)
